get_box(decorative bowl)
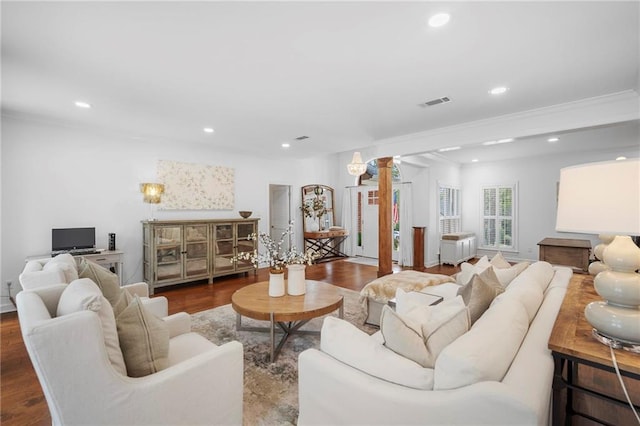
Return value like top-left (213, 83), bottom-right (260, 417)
top-left (239, 211), bottom-right (252, 219)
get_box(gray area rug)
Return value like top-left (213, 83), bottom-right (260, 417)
top-left (191, 286), bottom-right (377, 426)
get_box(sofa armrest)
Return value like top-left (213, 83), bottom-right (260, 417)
top-left (123, 282), bottom-right (149, 298)
top-left (163, 312), bottom-right (191, 338)
top-left (140, 296), bottom-right (168, 318)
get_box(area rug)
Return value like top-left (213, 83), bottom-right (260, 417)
top-left (190, 286), bottom-right (377, 426)
top-left (343, 256), bottom-right (380, 266)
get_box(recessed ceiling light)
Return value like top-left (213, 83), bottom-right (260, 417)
top-left (438, 146), bottom-right (461, 152)
top-left (74, 101), bottom-right (91, 108)
top-left (428, 13), bottom-right (450, 28)
top-left (471, 159), bottom-right (479, 163)
top-left (281, 143), bottom-right (290, 148)
top-left (489, 87), bottom-right (509, 95)
top-left (547, 137), bottom-right (559, 142)
top-left (482, 138), bottom-right (514, 146)
top-left (616, 156), bottom-right (627, 161)
top-left (203, 127), bottom-right (215, 134)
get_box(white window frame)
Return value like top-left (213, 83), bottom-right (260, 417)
top-left (480, 183), bottom-right (518, 251)
top-left (438, 183), bottom-right (461, 236)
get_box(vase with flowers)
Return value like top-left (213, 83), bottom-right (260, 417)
top-left (231, 221), bottom-right (317, 296)
top-left (301, 197), bottom-right (327, 232)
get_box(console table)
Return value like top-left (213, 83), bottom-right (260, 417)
top-left (538, 237), bottom-right (591, 273)
top-left (303, 229), bottom-right (349, 262)
top-left (548, 274), bottom-right (640, 425)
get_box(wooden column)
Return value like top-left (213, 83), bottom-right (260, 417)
top-left (413, 226), bottom-right (426, 272)
top-left (377, 157), bottom-right (393, 277)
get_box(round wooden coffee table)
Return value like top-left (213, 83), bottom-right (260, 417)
top-left (231, 280), bottom-right (344, 362)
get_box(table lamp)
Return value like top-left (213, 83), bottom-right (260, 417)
top-left (556, 158), bottom-right (640, 351)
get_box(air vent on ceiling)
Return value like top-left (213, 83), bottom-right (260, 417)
top-left (419, 97), bottom-right (451, 107)
top-left (295, 135), bottom-right (310, 141)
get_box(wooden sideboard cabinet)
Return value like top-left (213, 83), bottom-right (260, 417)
top-left (143, 219), bottom-right (258, 294)
top-left (440, 232), bottom-right (477, 266)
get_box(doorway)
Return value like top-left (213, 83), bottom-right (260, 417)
top-left (269, 184), bottom-right (292, 251)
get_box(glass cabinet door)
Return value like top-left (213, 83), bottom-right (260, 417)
top-left (235, 222), bottom-right (256, 269)
top-left (213, 223), bottom-right (235, 273)
top-left (155, 226), bottom-right (182, 282)
top-left (184, 224), bottom-right (209, 278)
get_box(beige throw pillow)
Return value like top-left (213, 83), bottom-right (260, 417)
top-left (455, 256), bottom-right (490, 286)
top-left (116, 295), bottom-right (169, 377)
top-left (490, 252), bottom-right (511, 269)
top-left (494, 261), bottom-right (530, 288)
top-left (457, 266), bottom-right (504, 324)
top-left (78, 257), bottom-right (122, 307)
top-left (381, 296), bottom-right (470, 368)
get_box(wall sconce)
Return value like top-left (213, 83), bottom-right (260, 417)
top-left (140, 183), bottom-right (165, 204)
top-left (347, 152), bottom-right (367, 176)
top-left (140, 183), bottom-right (165, 220)
top-left (556, 158), bottom-right (639, 350)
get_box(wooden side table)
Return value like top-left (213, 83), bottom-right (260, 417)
top-left (538, 238), bottom-right (591, 273)
top-left (548, 274), bottom-right (640, 425)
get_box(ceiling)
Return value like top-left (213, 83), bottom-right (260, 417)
top-left (2, 1), bottom-right (639, 161)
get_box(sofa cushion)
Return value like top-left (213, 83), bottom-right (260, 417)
top-left (320, 316), bottom-right (434, 390)
top-left (56, 278), bottom-right (127, 375)
top-left (116, 295), bottom-right (169, 377)
top-left (495, 278), bottom-right (544, 323)
top-left (434, 296), bottom-right (529, 390)
top-left (508, 261), bottom-right (555, 293)
top-left (494, 262), bottom-right (530, 288)
top-left (456, 256), bottom-right (490, 285)
top-left (457, 267), bottom-right (504, 324)
top-left (78, 257), bottom-right (122, 307)
top-left (43, 253), bottom-right (78, 283)
top-left (380, 296), bottom-right (469, 368)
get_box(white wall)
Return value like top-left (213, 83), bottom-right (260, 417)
top-left (460, 147), bottom-right (640, 263)
top-left (1, 116), bottom-right (337, 312)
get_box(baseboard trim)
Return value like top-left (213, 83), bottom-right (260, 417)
top-left (1, 300), bottom-right (17, 314)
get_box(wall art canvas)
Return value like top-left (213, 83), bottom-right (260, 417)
top-left (158, 160), bottom-right (234, 210)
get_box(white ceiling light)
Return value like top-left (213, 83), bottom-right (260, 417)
top-left (281, 143), bottom-right (290, 148)
top-left (472, 159), bottom-right (479, 163)
top-left (616, 156), bottom-right (627, 161)
top-left (428, 13), bottom-right (450, 28)
top-left (483, 138), bottom-right (514, 146)
top-left (203, 127), bottom-right (215, 133)
top-left (489, 87), bottom-right (509, 95)
top-left (548, 137), bottom-right (559, 142)
top-left (438, 146), bottom-right (461, 152)
top-left (74, 101), bottom-right (91, 108)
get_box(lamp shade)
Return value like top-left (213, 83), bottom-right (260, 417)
top-left (140, 183), bottom-right (165, 204)
top-left (347, 152), bottom-right (367, 176)
top-left (555, 159), bottom-right (640, 235)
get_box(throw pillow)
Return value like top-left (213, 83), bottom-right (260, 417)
top-left (457, 266), bottom-right (504, 324)
top-left (490, 252), bottom-right (511, 269)
top-left (78, 257), bottom-right (123, 307)
top-left (43, 253), bottom-right (79, 283)
top-left (56, 278), bottom-right (127, 375)
top-left (395, 288), bottom-right (443, 316)
top-left (455, 256), bottom-right (490, 286)
top-left (116, 295), bottom-right (169, 377)
top-left (493, 261), bottom-right (530, 288)
top-left (380, 296), bottom-right (469, 368)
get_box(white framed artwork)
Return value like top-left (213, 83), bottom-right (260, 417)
top-left (157, 160), bottom-right (234, 210)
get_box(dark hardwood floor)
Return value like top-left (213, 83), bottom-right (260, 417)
top-left (0, 259), bottom-right (459, 426)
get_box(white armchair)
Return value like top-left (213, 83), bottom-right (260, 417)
top-left (17, 284), bottom-right (244, 425)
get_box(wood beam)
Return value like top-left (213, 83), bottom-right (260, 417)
top-left (377, 157), bottom-right (393, 277)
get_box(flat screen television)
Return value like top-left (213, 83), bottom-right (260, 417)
top-left (52, 227), bottom-right (96, 251)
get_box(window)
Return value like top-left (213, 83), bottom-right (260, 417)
top-left (482, 184), bottom-right (517, 250)
top-left (439, 185), bottom-right (461, 235)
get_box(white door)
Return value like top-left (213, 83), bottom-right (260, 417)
top-left (361, 188), bottom-right (379, 258)
top-left (269, 184), bottom-right (291, 251)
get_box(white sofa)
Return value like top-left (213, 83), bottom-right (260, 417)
top-left (298, 262), bottom-right (572, 425)
top-left (17, 282), bottom-right (244, 425)
top-left (19, 253), bottom-right (168, 317)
